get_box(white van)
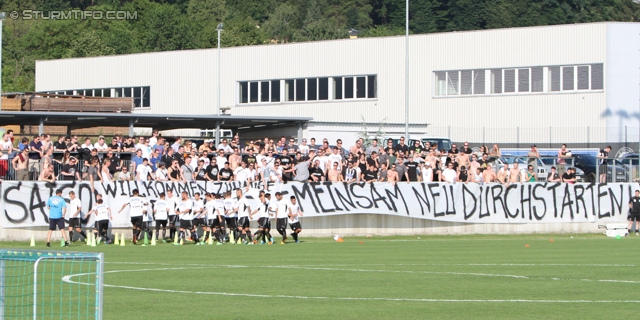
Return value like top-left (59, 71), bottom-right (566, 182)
top-left (382, 135), bottom-right (453, 151)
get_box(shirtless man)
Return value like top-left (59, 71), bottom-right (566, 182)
top-left (387, 163), bottom-right (399, 185)
top-left (350, 138), bottom-right (364, 155)
top-left (468, 167), bottom-right (483, 184)
top-left (497, 163), bottom-right (510, 184)
top-left (39, 163), bottom-right (56, 182)
top-left (12, 148), bottom-right (29, 180)
top-left (456, 150), bottom-right (470, 169)
top-left (327, 162), bottom-right (342, 182)
top-left (228, 147), bottom-right (242, 171)
top-left (482, 165), bottom-right (497, 183)
top-left (509, 163), bottom-right (523, 183)
top-left (468, 154), bottom-right (480, 174)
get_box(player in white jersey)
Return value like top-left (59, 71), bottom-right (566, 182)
top-left (176, 191), bottom-right (195, 244)
top-left (236, 188), bottom-right (255, 245)
top-left (223, 191), bottom-right (239, 243)
top-left (66, 191), bottom-right (87, 243)
top-left (118, 189), bottom-right (148, 245)
top-left (165, 189), bottom-right (180, 241)
top-left (288, 196), bottom-right (304, 243)
top-left (213, 193), bottom-right (227, 244)
top-left (203, 193), bottom-right (215, 243)
top-left (253, 191), bottom-right (273, 244)
top-left (85, 198), bottom-right (112, 244)
top-left (275, 192), bottom-right (290, 244)
top-left (153, 192), bottom-right (170, 242)
top-left (191, 192), bottom-right (205, 244)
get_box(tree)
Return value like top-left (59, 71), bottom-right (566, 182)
top-left (262, 3), bottom-right (302, 42)
top-left (66, 30), bottom-right (116, 58)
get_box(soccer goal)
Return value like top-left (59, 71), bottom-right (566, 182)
top-left (0, 249), bottom-right (104, 319)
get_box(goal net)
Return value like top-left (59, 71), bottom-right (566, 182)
top-left (0, 249), bottom-right (104, 319)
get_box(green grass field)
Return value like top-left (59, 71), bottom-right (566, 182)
top-left (2, 233), bottom-right (640, 319)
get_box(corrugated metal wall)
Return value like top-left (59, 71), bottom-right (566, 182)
top-left (35, 22), bottom-right (636, 143)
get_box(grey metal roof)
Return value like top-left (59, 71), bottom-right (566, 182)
top-left (0, 111), bottom-right (312, 131)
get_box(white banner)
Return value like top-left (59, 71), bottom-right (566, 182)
top-left (0, 181), bottom-right (637, 228)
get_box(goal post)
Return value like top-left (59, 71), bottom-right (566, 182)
top-left (0, 249), bottom-right (104, 320)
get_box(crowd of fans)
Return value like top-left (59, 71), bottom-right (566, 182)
top-left (0, 129), bottom-right (590, 186)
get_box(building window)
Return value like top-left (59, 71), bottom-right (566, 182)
top-left (46, 86), bottom-right (151, 108)
top-left (435, 64), bottom-right (603, 97)
top-left (238, 75), bottom-right (377, 104)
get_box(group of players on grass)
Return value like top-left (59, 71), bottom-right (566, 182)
top-left (45, 187), bottom-right (304, 247)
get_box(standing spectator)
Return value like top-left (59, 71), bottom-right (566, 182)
top-left (149, 130), bottom-right (159, 147)
top-left (29, 135), bottom-right (43, 178)
top-left (527, 145), bottom-right (540, 168)
top-left (182, 157), bottom-right (195, 182)
top-left (131, 149), bottom-right (144, 172)
top-left (108, 137), bottom-right (121, 152)
top-left (308, 138), bottom-right (319, 153)
top-left (394, 137), bottom-right (409, 155)
top-left (93, 136), bottom-right (108, 152)
top-left (497, 163), bottom-right (510, 184)
top-left (39, 163), bottom-right (56, 182)
top-left (298, 138), bottom-right (309, 155)
top-left (387, 164), bottom-right (399, 184)
top-left (155, 162), bottom-right (169, 181)
top-left (441, 163), bottom-right (457, 183)
top-left (405, 155), bottom-right (419, 182)
top-left (171, 137), bottom-right (182, 153)
top-left (53, 135), bottom-right (67, 151)
top-left (366, 139), bottom-right (379, 155)
top-left (150, 149), bottom-right (161, 171)
top-left (219, 162), bottom-right (233, 181)
top-left (100, 159), bottom-right (113, 183)
top-left (460, 142), bottom-right (473, 155)
top-left (205, 158), bottom-right (219, 181)
top-left (286, 138), bottom-right (297, 154)
top-left (294, 156), bottom-right (311, 182)
top-left (41, 134), bottom-right (52, 153)
top-left (482, 165), bottom-right (497, 183)
top-left (0, 133), bottom-right (14, 176)
top-left (105, 151), bottom-right (121, 175)
top-left (12, 148), bottom-right (29, 181)
top-left (490, 144), bottom-right (501, 157)
top-left (122, 136), bottom-right (136, 152)
top-left (18, 137), bottom-right (30, 151)
top-left (525, 165), bottom-right (537, 182)
top-left (80, 138), bottom-right (93, 150)
top-left (114, 165), bottom-right (133, 181)
top-left (378, 163), bottom-right (389, 182)
top-left (6, 129), bottom-right (14, 144)
top-left (194, 160), bottom-right (207, 182)
top-left (422, 162), bottom-right (433, 182)
top-left (217, 139), bottom-right (233, 154)
top-left (598, 145), bottom-right (611, 183)
top-left (136, 158), bottom-right (154, 181)
top-left (86, 159), bottom-right (100, 191)
top-left (67, 136), bottom-right (80, 152)
top-left (60, 157), bottom-right (81, 181)
top-left (557, 144), bottom-right (569, 177)
top-left (547, 166), bottom-right (561, 182)
top-left (562, 167), bottom-right (577, 184)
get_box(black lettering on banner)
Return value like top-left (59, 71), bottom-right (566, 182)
top-left (532, 183), bottom-right (547, 220)
top-left (143, 181), bottom-right (158, 198)
top-left (520, 184), bottom-right (532, 220)
top-left (350, 183), bottom-right (373, 209)
top-left (443, 185), bottom-right (456, 215)
top-left (310, 182), bottom-right (335, 213)
top-left (154, 181), bottom-right (166, 196)
top-left (462, 184), bottom-right (477, 220)
top-left (291, 183), bottom-right (319, 213)
top-left (370, 183), bottom-right (392, 210)
top-left (177, 183), bottom-right (190, 196)
top-left (334, 183), bottom-right (355, 211)
top-left (490, 185), bottom-right (505, 215)
top-left (504, 184), bottom-right (518, 219)
top-left (213, 182), bottom-right (223, 195)
top-left (3, 182), bottom-right (29, 224)
top-left (586, 183), bottom-right (596, 216)
top-left (480, 186), bottom-right (491, 219)
top-left (102, 182), bottom-right (118, 198)
top-left (608, 184), bottom-right (623, 217)
top-left (428, 183), bottom-right (445, 217)
top-left (546, 182), bottom-right (561, 217)
top-left (573, 184), bottom-right (586, 218)
top-left (59, 181), bottom-right (77, 196)
top-left (78, 182), bottom-right (94, 220)
top-left (118, 180), bottom-right (128, 196)
top-left (597, 183), bottom-right (610, 218)
top-left (411, 183), bottom-right (431, 216)
top-left (196, 182), bottom-right (207, 195)
top-left (30, 184), bottom-right (49, 223)
top-left (189, 181), bottom-right (200, 196)
top-left (561, 184), bottom-right (574, 219)
top-left (133, 181), bottom-right (145, 196)
top-left (383, 183), bottom-right (409, 214)
top-left (322, 182), bottom-right (344, 212)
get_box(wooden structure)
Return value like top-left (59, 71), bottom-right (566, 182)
top-left (2, 92), bottom-right (133, 113)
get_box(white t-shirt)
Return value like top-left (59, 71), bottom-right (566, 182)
top-left (126, 197), bottom-right (147, 217)
top-left (268, 199), bottom-right (277, 217)
top-left (204, 201), bottom-right (216, 220)
top-left (237, 197), bottom-right (250, 218)
top-left (199, 156), bottom-right (210, 167)
top-left (80, 143), bottom-right (93, 149)
top-left (166, 195), bottom-right (180, 216)
top-left (298, 145), bottom-right (309, 155)
top-left (216, 156), bottom-right (227, 166)
top-left (0, 140), bottom-right (12, 159)
top-left (234, 167), bottom-right (250, 182)
top-left (318, 156), bottom-right (330, 172)
top-left (276, 199), bottom-right (289, 219)
top-left (155, 168), bottom-right (168, 180)
top-left (422, 167), bottom-right (433, 182)
top-left (214, 199), bottom-right (225, 219)
top-left (154, 199), bottom-right (169, 220)
top-left (93, 142), bottom-right (108, 152)
top-left (95, 204), bottom-right (110, 221)
top-left (66, 198), bottom-right (82, 219)
top-left (328, 154), bottom-right (342, 170)
top-left (223, 198), bottom-right (237, 218)
top-left (442, 168), bottom-right (457, 183)
top-left (288, 202), bottom-right (300, 224)
top-left (258, 200), bottom-right (270, 218)
top-left (178, 199), bottom-right (193, 220)
top-left (148, 137), bottom-right (157, 147)
top-left (192, 199), bottom-right (204, 219)
top-left (136, 165), bottom-right (153, 181)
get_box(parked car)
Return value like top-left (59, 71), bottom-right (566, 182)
top-left (572, 154), bottom-right (629, 182)
top-left (383, 135), bottom-right (453, 152)
top-left (539, 157), bottom-right (585, 182)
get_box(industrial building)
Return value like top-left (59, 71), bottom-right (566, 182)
top-left (33, 22), bottom-right (640, 146)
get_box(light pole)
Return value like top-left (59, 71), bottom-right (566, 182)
top-left (0, 12), bottom-right (5, 111)
top-left (404, 0), bottom-right (409, 140)
top-left (215, 23), bottom-right (223, 146)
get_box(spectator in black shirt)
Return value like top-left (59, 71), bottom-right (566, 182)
top-left (310, 160), bottom-right (324, 182)
top-left (205, 158), bottom-right (219, 181)
top-left (405, 156), bottom-right (419, 182)
top-left (628, 190), bottom-right (640, 235)
top-left (449, 143), bottom-right (458, 155)
top-left (562, 167), bottom-right (576, 184)
top-left (219, 162), bottom-right (233, 181)
top-left (108, 137), bottom-right (121, 152)
top-left (105, 151), bottom-right (120, 175)
top-left (53, 136), bottom-right (67, 151)
top-left (61, 157), bottom-right (81, 181)
top-left (362, 163), bottom-right (378, 183)
top-left (461, 142), bottom-right (473, 155)
top-left (394, 136), bottom-right (409, 155)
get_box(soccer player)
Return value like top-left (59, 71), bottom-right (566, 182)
top-left (66, 191), bottom-right (87, 243)
top-left (85, 198), bottom-right (112, 244)
top-left (154, 192), bottom-right (170, 242)
top-left (46, 189), bottom-right (70, 247)
top-left (288, 196), bottom-right (304, 243)
top-left (275, 192), bottom-right (289, 244)
top-left (203, 193), bottom-right (215, 243)
top-left (117, 189), bottom-right (148, 245)
top-left (176, 191), bottom-right (194, 244)
top-left (166, 189), bottom-right (180, 241)
top-left (254, 191), bottom-right (272, 244)
top-left (214, 193), bottom-right (227, 244)
top-left (192, 192), bottom-right (205, 244)
top-left (236, 188), bottom-right (254, 245)
top-left (223, 191), bottom-right (239, 244)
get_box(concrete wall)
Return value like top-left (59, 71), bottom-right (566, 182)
top-left (1, 215), bottom-right (609, 242)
